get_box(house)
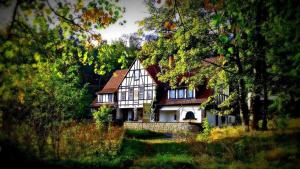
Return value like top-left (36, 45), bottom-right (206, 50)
top-left (91, 58), bottom-right (236, 128)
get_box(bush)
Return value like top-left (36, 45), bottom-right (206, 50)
top-left (275, 115), bottom-right (288, 130)
top-left (196, 118), bottom-right (212, 142)
top-left (92, 106), bottom-right (112, 130)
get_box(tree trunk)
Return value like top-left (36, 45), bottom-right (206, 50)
top-left (251, 0), bottom-right (268, 130)
top-left (261, 65), bottom-right (268, 130)
top-left (250, 92), bottom-right (260, 130)
top-left (250, 57), bottom-right (262, 130)
top-left (239, 78), bottom-right (250, 131)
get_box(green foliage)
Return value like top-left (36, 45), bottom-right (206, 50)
top-left (196, 118), bottom-right (212, 142)
top-left (90, 41), bottom-right (136, 75)
top-left (92, 106), bottom-right (112, 129)
top-left (133, 154), bottom-right (196, 169)
top-left (275, 115), bottom-right (288, 130)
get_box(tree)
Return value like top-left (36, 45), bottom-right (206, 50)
top-left (0, 0), bottom-right (123, 126)
top-left (0, 0), bottom-right (125, 158)
top-left (139, 0), bottom-right (252, 130)
top-left (262, 0), bottom-right (300, 118)
top-left (139, 0), bottom-right (299, 131)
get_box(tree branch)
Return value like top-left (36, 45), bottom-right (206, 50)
top-left (7, 0), bottom-right (19, 39)
top-left (46, 0), bottom-right (87, 33)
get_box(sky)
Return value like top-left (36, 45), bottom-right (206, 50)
top-left (0, 0), bottom-right (149, 43)
top-left (100, 0), bottom-right (150, 43)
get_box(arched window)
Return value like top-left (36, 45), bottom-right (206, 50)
top-left (183, 111), bottom-right (197, 120)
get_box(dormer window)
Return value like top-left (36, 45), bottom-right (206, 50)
top-left (168, 88), bottom-right (195, 99)
top-left (177, 89), bottom-right (185, 99)
top-left (98, 95), bottom-right (103, 102)
top-left (187, 89), bottom-right (194, 98)
top-left (108, 94), bottom-right (113, 102)
top-left (134, 70), bottom-right (140, 80)
top-left (98, 94), bottom-right (113, 103)
top-left (169, 90), bottom-right (176, 99)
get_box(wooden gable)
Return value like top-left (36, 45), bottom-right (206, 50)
top-left (118, 59), bottom-right (157, 108)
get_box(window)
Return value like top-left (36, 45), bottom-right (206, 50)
top-left (187, 89), bottom-right (194, 98)
top-left (98, 95), bottom-right (103, 102)
top-left (128, 88), bottom-right (134, 100)
top-left (139, 87), bottom-right (144, 99)
top-left (121, 91), bottom-right (126, 101)
top-left (169, 90), bottom-right (176, 99)
top-left (108, 94), bottom-right (113, 102)
top-left (177, 89), bottom-right (185, 98)
top-left (134, 70), bottom-right (140, 80)
top-left (146, 90), bottom-right (152, 99)
top-left (174, 114), bottom-right (177, 120)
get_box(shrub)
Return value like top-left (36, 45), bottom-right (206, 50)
top-left (92, 106), bottom-right (112, 130)
top-left (275, 115), bottom-right (288, 130)
top-left (196, 118), bottom-right (212, 142)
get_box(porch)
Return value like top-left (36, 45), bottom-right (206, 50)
top-left (158, 105), bottom-right (204, 123)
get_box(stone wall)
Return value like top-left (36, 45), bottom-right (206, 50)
top-left (124, 122), bottom-right (200, 133)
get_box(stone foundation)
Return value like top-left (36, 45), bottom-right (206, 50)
top-left (124, 122), bottom-right (200, 133)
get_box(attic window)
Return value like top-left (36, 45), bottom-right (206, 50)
top-left (134, 70), bottom-right (140, 80)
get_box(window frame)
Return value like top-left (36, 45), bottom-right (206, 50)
top-left (146, 90), bottom-right (152, 100)
top-left (177, 89), bottom-right (185, 99)
top-left (134, 70), bottom-right (140, 81)
top-left (121, 91), bottom-right (126, 101)
top-left (139, 87), bottom-right (144, 99)
top-left (187, 89), bottom-right (194, 98)
top-left (128, 88), bottom-right (134, 100)
top-left (98, 95), bottom-right (103, 102)
top-left (108, 94), bottom-right (113, 102)
top-left (168, 89), bottom-right (176, 99)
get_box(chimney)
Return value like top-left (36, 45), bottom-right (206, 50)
top-left (168, 55), bottom-right (174, 68)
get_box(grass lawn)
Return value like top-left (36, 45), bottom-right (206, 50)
top-left (121, 119), bottom-right (300, 169)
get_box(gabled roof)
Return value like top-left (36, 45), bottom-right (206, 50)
top-left (97, 56), bottom-right (221, 94)
top-left (97, 69), bottom-right (129, 94)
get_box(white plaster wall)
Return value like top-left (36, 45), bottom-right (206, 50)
top-left (206, 112), bottom-right (236, 127)
top-left (206, 112), bottom-right (216, 126)
top-left (159, 106), bottom-right (203, 123)
top-left (159, 111), bottom-right (177, 122)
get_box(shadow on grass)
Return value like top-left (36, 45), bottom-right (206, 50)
top-left (120, 138), bottom-right (196, 169)
top-left (124, 129), bottom-right (170, 139)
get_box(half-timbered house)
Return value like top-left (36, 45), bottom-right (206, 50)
top-left (91, 58), bottom-right (236, 127)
